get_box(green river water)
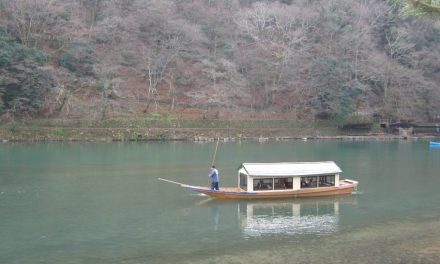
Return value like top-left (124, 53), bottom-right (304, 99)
top-left (1, 141), bottom-right (439, 264)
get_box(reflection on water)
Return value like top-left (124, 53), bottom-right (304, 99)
top-left (202, 196), bottom-right (357, 238)
top-left (2, 141), bottom-right (440, 264)
top-left (242, 201), bottom-right (336, 237)
top-left (194, 196), bottom-right (440, 264)
top-left (240, 196), bottom-right (357, 237)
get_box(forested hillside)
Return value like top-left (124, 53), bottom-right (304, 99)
top-left (0, 0), bottom-right (439, 122)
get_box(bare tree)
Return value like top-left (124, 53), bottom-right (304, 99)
top-left (1, 0), bottom-right (56, 47)
top-left (349, 0), bottom-right (390, 81)
top-left (77, 0), bottom-right (106, 25)
top-left (235, 2), bottom-right (312, 110)
top-left (383, 26), bottom-right (415, 100)
top-left (406, 0), bottom-right (440, 14)
top-left (139, 34), bottom-right (183, 112)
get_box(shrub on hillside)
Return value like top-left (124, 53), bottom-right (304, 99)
top-left (0, 28), bottom-right (49, 66)
top-left (58, 42), bottom-right (97, 76)
top-left (0, 27), bottom-right (54, 118)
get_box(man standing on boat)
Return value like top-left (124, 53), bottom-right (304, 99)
top-left (209, 165), bottom-right (219, 191)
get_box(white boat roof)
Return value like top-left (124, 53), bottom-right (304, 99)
top-left (240, 161), bottom-right (342, 177)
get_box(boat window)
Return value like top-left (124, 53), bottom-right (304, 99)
top-left (301, 176), bottom-right (317, 188)
top-left (253, 178), bottom-right (273, 191)
top-left (274, 177), bottom-right (293, 190)
top-left (319, 175), bottom-right (335, 187)
top-left (240, 173), bottom-right (247, 190)
top-left (301, 175), bottom-right (335, 188)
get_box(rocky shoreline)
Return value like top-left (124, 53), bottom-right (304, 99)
top-left (0, 125), bottom-right (437, 143)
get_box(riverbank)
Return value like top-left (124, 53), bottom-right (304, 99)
top-left (0, 118), bottom-right (437, 142)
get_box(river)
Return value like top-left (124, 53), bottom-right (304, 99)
top-left (1, 141), bottom-right (439, 263)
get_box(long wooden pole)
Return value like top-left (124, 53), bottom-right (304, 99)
top-left (211, 137), bottom-right (220, 166)
top-left (158, 177), bottom-right (185, 186)
top-left (209, 138), bottom-right (220, 187)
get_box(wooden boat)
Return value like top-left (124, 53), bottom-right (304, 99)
top-left (159, 161), bottom-right (358, 199)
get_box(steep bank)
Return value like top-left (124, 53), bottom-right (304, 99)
top-left (1, 1), bottom-right (440, 122)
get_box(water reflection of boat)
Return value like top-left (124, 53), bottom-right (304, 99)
top-left (235, 196), bottom-right (357, 237)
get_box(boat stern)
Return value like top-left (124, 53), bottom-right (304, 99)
top-left (340, 179), bottom-right (359, 191)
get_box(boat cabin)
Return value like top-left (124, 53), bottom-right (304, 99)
top-left (238, 161), bottom-right (342, 192)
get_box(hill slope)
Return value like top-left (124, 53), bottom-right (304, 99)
top-left (0, 0), bottom-right (439, 122)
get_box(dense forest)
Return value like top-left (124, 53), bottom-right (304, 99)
top-left (0, 0), bottom-right (439, 123)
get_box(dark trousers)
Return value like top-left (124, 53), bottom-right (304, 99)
top-left (211, 182), bottom-right (219, 190)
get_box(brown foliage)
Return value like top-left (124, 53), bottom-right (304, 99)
top-left (1, 0), bottom-right (439, 121)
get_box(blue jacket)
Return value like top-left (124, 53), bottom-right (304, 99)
top-left (209, 168), bottom-right (219, 183)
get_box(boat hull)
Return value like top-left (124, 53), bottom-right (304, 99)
top-left (184, 179), bottom-right (358, 199)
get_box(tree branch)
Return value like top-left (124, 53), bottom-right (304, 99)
top-left (409, 0), bottom-right (440, 13)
